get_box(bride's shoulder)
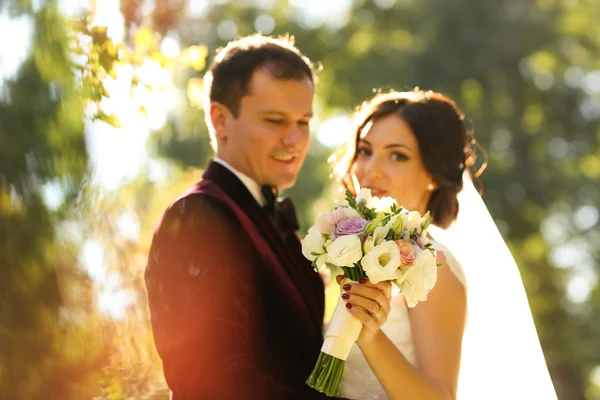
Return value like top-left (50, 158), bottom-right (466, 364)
top-left (429, 239), bottom-right (467, 290)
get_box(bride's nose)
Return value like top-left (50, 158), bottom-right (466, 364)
top-left (364, 155), bottom-right (384, 180)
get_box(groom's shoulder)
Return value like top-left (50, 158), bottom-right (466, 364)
top-left (154, 182), bottom-right (240, 235)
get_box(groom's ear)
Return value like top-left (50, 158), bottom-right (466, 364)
top-left (209, 102), bottom-right (230, 141)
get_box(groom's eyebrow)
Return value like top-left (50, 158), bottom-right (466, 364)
top-left (261, 110), bottom-right (314, 118)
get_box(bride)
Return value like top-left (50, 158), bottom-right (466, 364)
top-left (329, 89), bottom-right (557, 399)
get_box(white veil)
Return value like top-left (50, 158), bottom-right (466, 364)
top-left (429, 174), bottom-right (557, 400)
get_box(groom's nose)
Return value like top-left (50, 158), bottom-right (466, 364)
top-left (281, 125), bottom-right (305, 148)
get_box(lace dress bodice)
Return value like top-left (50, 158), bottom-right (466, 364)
top-left (338, 240), bottom-right (467, 400)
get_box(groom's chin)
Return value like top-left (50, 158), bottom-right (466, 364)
top-left (278, 181), bottom-right (294, 191)
top-left (271, 175), bottom-right (298, 191)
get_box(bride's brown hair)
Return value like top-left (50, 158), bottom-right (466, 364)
top-left (331, 89), bottom-right (485, 229)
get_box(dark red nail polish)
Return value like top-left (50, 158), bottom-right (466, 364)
top-left (359, 278), bottom-right (368, 284)
top-left (342, 293), bottom-right (350, 300)
top-left (343, 284), bottom-right (352, 291)
top-left (345, 303), bottom-right (353, 309)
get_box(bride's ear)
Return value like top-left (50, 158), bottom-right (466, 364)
top-left (427, 182), bottom-right (437, 191)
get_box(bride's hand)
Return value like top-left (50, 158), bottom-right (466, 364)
top-left (336, 275), bottom-right (392, 344)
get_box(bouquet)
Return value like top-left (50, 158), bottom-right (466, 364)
top-left (302, 188), bottom-right (439, 396)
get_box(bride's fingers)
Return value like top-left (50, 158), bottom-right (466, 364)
top-left (338, 277), bottom-right (393, 301)
top-left (344, 296), bottom-right (388, 321)
top-left (341, 285), bottom-right (390, 318)
top-left (353, 279), bottom-right (392, 301)
top-left (344, 301), bottom-right (384, 331)
top-left (343, 295), bottom-right (385, 319)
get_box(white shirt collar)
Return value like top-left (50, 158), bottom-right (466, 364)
top-left (213, 157), bottom-right (266, 207)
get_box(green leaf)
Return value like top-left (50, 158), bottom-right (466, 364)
top-left (421, 210), bottom-right (431, 231)
top-left (364, 212), bottom-right (386, 235)
top-left (90, 26), bottom-right (108, 46)
top-left (392, 214), bottom-right (404, 237)
top-left (94, 112), bottom-right (121, 128)
top-left (345, 189), bottom-right (358, 209)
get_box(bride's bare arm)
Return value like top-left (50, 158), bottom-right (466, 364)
top-left (353, 252), bottom-right (467, 400)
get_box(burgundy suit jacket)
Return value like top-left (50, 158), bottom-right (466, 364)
top-left (145, 161), bottom-right (329, 399)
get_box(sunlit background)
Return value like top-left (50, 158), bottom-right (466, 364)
top-left (1, 0), bottom-right (600, 398)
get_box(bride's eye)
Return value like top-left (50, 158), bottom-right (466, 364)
top-left (391, 152), bottom-right (409, 162)
top-left (356, 147), bottom-right (371, 157)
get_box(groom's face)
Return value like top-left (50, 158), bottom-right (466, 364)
top-left (216, 68), bottom-right (314, 190)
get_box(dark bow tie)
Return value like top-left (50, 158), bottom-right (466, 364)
top-left (261, 185), bottom-right (299, 234)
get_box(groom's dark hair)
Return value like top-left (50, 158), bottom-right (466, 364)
top-left (332, 89), bottom-right (486, 229)
top-left (203, 34), bottom-right (317, 144)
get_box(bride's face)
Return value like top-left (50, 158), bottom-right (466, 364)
top-left (351, 114), bottom-right (435, 214)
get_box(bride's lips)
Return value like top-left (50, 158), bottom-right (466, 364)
top-left (364, 186), bottom-right (387, 197)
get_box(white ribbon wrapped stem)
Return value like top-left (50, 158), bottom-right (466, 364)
top-left (321, 280), bottom-right (362, 360)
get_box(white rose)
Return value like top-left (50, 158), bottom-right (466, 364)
top-left (371, 196), bottom-right (397, 214)
top-left (326, 235), bottom-right (363, 267)
top-left (404, 210), bottom-right (423, 235)
top-left (361, 241), bottom-right (401, 283)
top-left (302, 226), bottom-right (325, 261)
top-left (394, 249), bottom-right (437, 308)
top-left (356, 188), bottom-right (372, 208)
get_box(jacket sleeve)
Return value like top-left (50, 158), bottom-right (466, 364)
top-left (145, 194), bottom-right (322, 399)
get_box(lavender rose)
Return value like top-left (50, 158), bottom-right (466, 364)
top-left (331, 217), bottom-right (368, 240)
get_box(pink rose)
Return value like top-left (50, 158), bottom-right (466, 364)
top-left (396, 240), bottom-right (417, 269)
top-left (331, 217), bottom-right (368, 240)
top-left (316, 206), bottom-right (360, 235)
top-left (315, 212), bottom-right (335, 234)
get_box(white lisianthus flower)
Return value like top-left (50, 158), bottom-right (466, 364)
top-left (371, 196), bottom-right (397, 214)
top-left (326, 235), bottom-right (363, 267)
top-left (394, 249), bottom-right (437, 307)
top-left (404, 210), bottom-right (423, 235)
top-left (372, 225), bottom-right (389, 246)
top-left (362, 241), bottom-right (401, 283)
top-left (315, 253), bottom-right (328, 271)
top-left (302, 226), bottom-right (326, 261)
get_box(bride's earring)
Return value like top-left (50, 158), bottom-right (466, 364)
top-left (427, 183), bottom-right (435, 191)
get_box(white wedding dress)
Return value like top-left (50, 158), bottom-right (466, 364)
top-left (338, 240), bottom-right (466, 400)
top-left (337, 175), bottom-right (557, 400)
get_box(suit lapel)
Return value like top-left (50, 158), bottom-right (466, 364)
top-left (201, 161), bottom-right (322, 333)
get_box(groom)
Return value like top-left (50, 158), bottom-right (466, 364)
top-left (145, 34), bottom-right (329, 399)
